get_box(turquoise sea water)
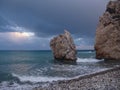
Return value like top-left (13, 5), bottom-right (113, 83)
top-left (0, 50), bottom-right (120, 90)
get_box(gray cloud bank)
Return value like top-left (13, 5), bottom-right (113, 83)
top-left (0, 0), bottom-right (110, 50)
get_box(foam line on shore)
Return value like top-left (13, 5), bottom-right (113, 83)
top-left (12, 73), bottom-right (68, 83)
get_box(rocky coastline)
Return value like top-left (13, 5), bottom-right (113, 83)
top-left (34, 66), bottom-right (120, 90)
top-left (34, 0), bottom-right (120, 90)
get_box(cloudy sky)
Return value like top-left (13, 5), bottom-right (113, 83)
top-left (0, 0), bottom-right (109, 50)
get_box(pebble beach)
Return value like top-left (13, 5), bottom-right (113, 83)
top-left (34, 66), bottom-right (120, 90)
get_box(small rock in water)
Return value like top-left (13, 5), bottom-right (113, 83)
top-left (50, 30), bottom-right (77, 61)
top-left (95, 0), bottom-right (120, 60)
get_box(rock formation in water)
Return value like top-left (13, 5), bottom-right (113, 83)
top-left (50, 30), bottom-right (77, 61)
top-left (95, 0), bottom-right (120, 60)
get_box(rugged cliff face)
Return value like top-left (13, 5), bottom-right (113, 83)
top-left (95, 0), bottom-right (120, 60)
top-left (50, 30), bottom-right (77, 61)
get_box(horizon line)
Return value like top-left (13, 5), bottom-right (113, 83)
top-left (0, 49), bottom-right (95, 51)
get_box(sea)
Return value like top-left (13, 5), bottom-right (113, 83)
top-left (0, 50), bottom-right (120, 90)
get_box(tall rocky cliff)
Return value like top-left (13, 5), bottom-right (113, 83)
top-left (50, 30), bottom-right (77, 61)
top-left (95, 0), bottom-right (120, 60)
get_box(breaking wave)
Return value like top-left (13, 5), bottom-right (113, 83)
top-left (12, 73), bottom-right (67, 83)
top-left (77, 57), bottom-right (104, 63)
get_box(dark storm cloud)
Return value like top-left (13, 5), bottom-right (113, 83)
top-left (0, 0), bottom-right (111, 50)
top-left (0, 15), bottom-right (12, 32)
top-left (0, 0), bottom-right (110, 38)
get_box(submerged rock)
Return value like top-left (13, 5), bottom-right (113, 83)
top-left (95, 0), bottom-right (120, 60)
top-left (50, 30), bottom-right (77, 61)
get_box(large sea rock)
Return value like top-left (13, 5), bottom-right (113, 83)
top-left (95, 0), bottom-right (120, 60)
top-left (50, 30), bottom-right (77, 61)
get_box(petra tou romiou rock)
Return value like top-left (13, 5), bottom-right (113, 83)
top-left (50, 30), bottom-right (77, 61)
top-left (95, 0), bottom-right (120, 60)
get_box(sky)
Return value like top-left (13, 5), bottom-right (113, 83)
top-left (0, 0), bottom-right (110, 50)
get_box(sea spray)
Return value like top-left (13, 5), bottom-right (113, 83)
top-left (77, 57), bottom-right (104, 63)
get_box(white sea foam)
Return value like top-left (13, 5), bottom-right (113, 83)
top-left (12, 73), bottom-right (67, 83)
top-left (77, 58), bottom-right (104, 63)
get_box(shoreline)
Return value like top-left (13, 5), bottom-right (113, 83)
top-left (34, 66), bottom-right (120, 90)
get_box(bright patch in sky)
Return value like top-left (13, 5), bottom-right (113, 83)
top-left (7, 32), bottom-right (35, 44)
top-left (12, 32), bottom-right (35, 38)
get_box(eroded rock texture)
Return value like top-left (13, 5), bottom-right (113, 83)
top-left (50, 30), bottom-right (77, 61)
top-left (95, 0), bottom-right (120, 60)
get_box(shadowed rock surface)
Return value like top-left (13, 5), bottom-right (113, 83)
top-left (50, 30), bottom-right (77, 61)
top-left (95, 0), bottom-right (120, 60)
